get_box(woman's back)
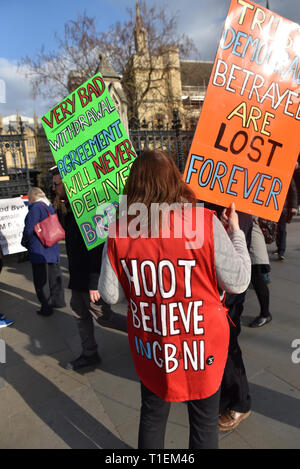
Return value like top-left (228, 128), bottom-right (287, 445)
top-left (22, 200), bottom-right (59, 264)
top-left (107, 206), bottom-right (229, 402)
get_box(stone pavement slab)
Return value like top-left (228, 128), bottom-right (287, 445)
top-left (0, 218), bottom-right (299, 449)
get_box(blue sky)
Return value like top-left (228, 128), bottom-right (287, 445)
top-left (0, 0), bottom-right (299, 118)
top-left (0, 0), bottom-right (131, 61)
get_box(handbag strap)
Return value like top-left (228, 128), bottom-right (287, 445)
top-left (38, 201), bottom-right (52, 216)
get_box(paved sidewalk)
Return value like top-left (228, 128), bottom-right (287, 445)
top-left (0, 217), bottom-right (299, 449)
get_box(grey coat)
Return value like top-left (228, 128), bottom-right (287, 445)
top-left (249, 217), bottom-right (270, 266)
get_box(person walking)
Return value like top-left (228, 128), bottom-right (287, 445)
top-left (218, 211), bottom-right (253, 431)
top-left (274, 176), bottom-right (298, 261)
top-left (21, 187), bottom-right (65, 316)
top-left (248, 217), bottom-right (272, 328)
top-left (98, 150), bottom-right (251, 449)
top-left (51, 167), bottom-right (111, 371)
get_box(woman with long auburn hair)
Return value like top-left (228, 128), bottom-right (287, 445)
top-left (98, 149), bottom-right (251, 449)
top-left (121, 150), bottom-right (197, 238)
top-left (124, 149), bottom-right (196, 207)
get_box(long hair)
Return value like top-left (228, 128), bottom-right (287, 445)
top-left (122, 150), bottom-right (196, 233)
top-left (124, 150), bottom-right (196, 206)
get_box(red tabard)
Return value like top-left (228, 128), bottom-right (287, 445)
top-left (107, 207), bottom-right (229, 402)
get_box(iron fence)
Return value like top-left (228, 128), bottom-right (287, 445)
top-left (0, 125), bottom-right (32, 199)
top-left (129, 110), bottom-right (196, 173)
top-left (0, 110), bottom-right (196, 199)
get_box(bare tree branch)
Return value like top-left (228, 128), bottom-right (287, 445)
top-left (19, 3), bottom-right (198, 117)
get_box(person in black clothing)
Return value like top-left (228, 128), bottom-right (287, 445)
top-left (203, 202), bottom-right (252, 431)
top-left (218, 211), bottom-right (253, 430)
top-left (274, 175), bottom-right (298, 261)
top-left (51, 167), bottom-right (111, 370)
top-left (294, 158), bottom-right (300, 213)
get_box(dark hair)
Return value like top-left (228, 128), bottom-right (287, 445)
top-left (49, 165), bottom-right (60, 176)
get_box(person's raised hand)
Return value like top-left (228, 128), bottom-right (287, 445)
top-left (221, 203), bottom-right (240, 234)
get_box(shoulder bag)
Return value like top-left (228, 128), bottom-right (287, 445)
top-left (258, 218), bottom-right (277, 244)
top-left (34, 203), bottom-right (65, 247)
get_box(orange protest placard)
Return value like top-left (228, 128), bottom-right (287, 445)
top-left (184, 0), bottom-right (300, 221)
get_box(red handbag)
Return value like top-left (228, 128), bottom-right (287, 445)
top-left (34, 203), bottom-right (65, 247)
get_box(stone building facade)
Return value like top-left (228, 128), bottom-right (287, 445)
top-left (129, 4), bottom-right (213, 128)
top-left (0, 113), bottom-right (54, 189)
top-left (68, 53), bottom-right (129, 133)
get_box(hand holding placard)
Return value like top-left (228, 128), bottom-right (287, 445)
top-left (184, 0), bottom-right (300, 222)
top-left (221, 203), bottom-right (240, 234)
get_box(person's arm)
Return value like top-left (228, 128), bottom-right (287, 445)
top-left (98, 241), bottom-right (127, 305)
top-left (21, 205), bottom-right (40, 247)
top-left (88, 243), bottom-right (104, 303)
top-left (213, 210), bottom-right (251, 294)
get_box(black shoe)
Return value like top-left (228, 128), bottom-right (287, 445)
top-left (66, 353), bottom-right (101, 371)
top-left (249, 315), bottom-right (272, 328)
top-left (36, 309), bottom-right (53, 317)
top-left (53, 303), bottom-right (66, 309)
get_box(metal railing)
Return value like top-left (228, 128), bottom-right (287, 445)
top-left (129, 110), bottom-right (196, 173)
top-left (0, 123), bottom-right (31, 198)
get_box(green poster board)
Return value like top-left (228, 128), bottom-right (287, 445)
top-left (41, 73), bottom-right (137, 250)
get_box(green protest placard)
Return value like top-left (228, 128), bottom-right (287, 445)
top-left (41, 73), bottom-right (137, 250)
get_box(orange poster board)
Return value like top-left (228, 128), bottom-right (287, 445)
top-left (184, 0), bottom-right (300, 221)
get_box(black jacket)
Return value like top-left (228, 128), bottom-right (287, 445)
top-left (294, 168), bottom-right (300, 204)
top-left (64, 203), bottom-right (103, 292)
top-left (285, 177), bottom-right (298, 211)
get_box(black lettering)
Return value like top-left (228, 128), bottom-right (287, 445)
top-left (214, 123), bottom-right (228, 152)
top-left (230, 130), bottom-right (248, 154)
top-left (247, 135), bottom-right (263, 162)
top-left (266, 139), bottom-right (283, 166)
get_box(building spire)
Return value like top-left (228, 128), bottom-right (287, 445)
top-left (134, 3), bottom-right (147, 54)
top-left (136, 3), bottom-right (143, 31)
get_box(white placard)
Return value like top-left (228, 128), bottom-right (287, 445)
top-left (0, 197), bottom-right (28, 255)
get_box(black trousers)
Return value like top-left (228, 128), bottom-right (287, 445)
top-left (276, 209), bottom-right (288, 256)
top-left (219, 292), bottom-right (251, 414)
top-left (251, 265), bottom-right (270, 317)
top-left (70, 290), bottom-right (112, 356)
top-left (32, 262), bottom-right (65, 314)
top-left (138, 382), bottom-right (220, 449)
